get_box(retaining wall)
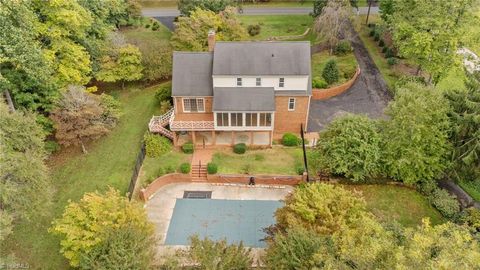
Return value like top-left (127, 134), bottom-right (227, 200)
top-left (140, 173), bottom-right (305, 202)
top-left (312, 67), bottom-right (361, 100)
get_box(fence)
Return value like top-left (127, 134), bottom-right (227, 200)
top-left (127, 143), bottom-right (146, 200)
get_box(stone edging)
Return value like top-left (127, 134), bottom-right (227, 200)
top-left (139, 173), bottom-right (306, 202)
top-left (312, 67), bottom-right (361, 100)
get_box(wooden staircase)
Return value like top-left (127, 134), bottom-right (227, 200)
top-left (191, 162), bottom-right (207, 182)
top-left (148, 108), bottom-right (174, 139)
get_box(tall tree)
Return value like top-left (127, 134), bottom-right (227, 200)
top-left (382, 82), bottom-right (452, 184)
top-left (96, 44), bottom-right (143, 88)
top-left (171, 7), bottom-right (247, 51)
top-left (50, 86), bottom-right (114, 153)
top-left (314, 0), bottom-right (352, 52)
top-left (0, 103), bottom-right (52, 238)
top-left (50, 188), bottom-right (155, 268)
top-left (391, 0), bottom-right (476, 83)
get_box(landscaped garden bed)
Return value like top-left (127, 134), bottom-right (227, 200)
top-left (239, 15), bottom-right (315, 41)
top-left (311, 50), bottom-right (358, 89)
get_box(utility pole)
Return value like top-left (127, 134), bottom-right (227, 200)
top-left (300, 123), bottom-right (309, 182)
top-left (3, 89), bottom-right (15, 112)
top-left (365, 0), bottom-right (374, 25)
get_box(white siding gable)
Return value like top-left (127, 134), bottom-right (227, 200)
top-left (212, 75), bottom-right (309, 91)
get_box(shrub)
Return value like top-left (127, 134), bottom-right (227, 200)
top-left (144, 133), bottom-right (172, 158)
top-left (154, 82), bottom-right (172, 104)
top-left (342, 65), bottom-right (357, 80)
top-left (367, 23), bottom-right (376, 28)
top-left (233, 143), bottom-right (247, 154)
top-left (369, 29), bottom-right (375, 37)
top-left (429, 188), bottom-right (460, 218)
top-left (165, 165), bottom-right (175, 174)
top-left (314, 114), bottom-right (383, 182)
top-left (145, 24), bottom-right (150, 28)
top-left (334, 40), bottom-right (352, 55)
top-left (378, 39), bottom-right (385, 47)
top-left (182, 142), bottom-right (194, 154)
top-left (374, 32), bottom-right (380, 41)
top-left (100, 93), bottom-right (122, 128)
top-left (322, 59), bottom-right (340, 85)
top-left (247, 24), bottom-right (261, 36)
top-left (387, 57), bottom-right (398, 66)
top-left (295, 164), bottom-right (305, 175)
top-left (179, 163), bottom-right (191, 174)
top-left (312, 77), bottom-right (328, 89)
top-left (152, 21), bottom-right (160, 31)
top-left (282, 133), bottom-right (300, 146)
top-left (385, 48), bottom-right (394, 58)
top-left (382, 46), bottom-right (388, 53)
top-left (45, 140), bottom-right (61, 153)
top-left (159, 100), bottom-right (172, 114)
top-left (463, 208), bottom-right (480, 232)
top-left (207, 162), bottom-right (218, 174)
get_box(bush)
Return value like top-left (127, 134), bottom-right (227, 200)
top-left (334, 40), bottom-right (352, 55)
top-left (295, 164), bottom-right (305, 175)
top-left (387, 57), bottom-right (398, 66)
top-left (159, 100), bottom-right (172, 114)
top-left (463, 208), bottom-right (480, 232)
top-left (369, 29), bottom-right (375, 37)
top-left (165, 165), bottom-right (175, 174)
top-left (155, 82), bottom-right (172, 104)
top-left (144, 133), bottom-right (172, 158)
top-left (233, 143), bottom-right (247, 154)
top-left (282, 133), bottom-right (300, 146)
top-left (207, 162), bottom-right (218, 174)
top-left (45, 140), bottom-right (61, 153)
top-left (313, 114), bottom-right (383, 182)
top-left (100, 93), bottom-right (122, 128)
top-left (428, 188), bottom-right (460, 218)
top-left (367, 23), bottom-right (376, 28)
top-left (151, 21), bottom-right (160, 31)
top-left (182, 142), bottom-right (194, 154)
top-left (322, 59), bottom-right (340, 85)
top-left (374, 32), bottom-right (380, 41)
top-left (385, 48), bottom-right (394, 58)
top-left (179, 163), bottom-right (191, 174)
top-left (382, 46), bottom-right (388, 53)
top-left (312, 77), bottom-right (328, 89)
top-left (378, 39), bottom-right (385, 47)
top-left (247, 24), bottom-right (261, 36)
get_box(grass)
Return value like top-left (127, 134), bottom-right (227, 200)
top-left (139, 1), bottom-right (316, 8)
top-left (138, 151), bottom-right (192, 188)
top-left (459, 180), bottom-right (480, 202)
top-left (122, 23), bottom-right (172, 44)
top-left (311, 50), bottom-right (358, 87)
top-left (239, 15), bottom-right (314, 41)
top-left (3, 84), bottom-right (164, 269)
top-left (436, 66), bottom-right (468, 92)
top-left (343, 185), bottom-right (445, 227)
top-left (211, 147), bottom-right (303, 175)
top-left (465, 10), bottom-right (480, 55)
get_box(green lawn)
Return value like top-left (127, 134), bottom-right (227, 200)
top-left (140, 1), bottom-right (316, 8)
top-left (312, 50), bottom-right (358, 87)
top-left (123, 23), bottom-right (172, 44)
top-left (459, 180), bottom-right (480, 202)
top-left (138, 151), bottom-right (192, 188)
top-left (239, 15), bottom-right (314, 41)
top-left (211, 147), bottom-right (303, 175)
top-left (4, 84), bottom-right (164, 269)
top-left (466, 10), bottom-right (480, 55)
top-left (343, 185), bottom-right (445, 227)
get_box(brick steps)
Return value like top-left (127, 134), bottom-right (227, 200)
top-left (191, 165), bottom-right (207, 181)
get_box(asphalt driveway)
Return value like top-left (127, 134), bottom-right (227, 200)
top-left (307, 28), bottom-right (391, 132)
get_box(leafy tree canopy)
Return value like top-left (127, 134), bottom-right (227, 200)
top-left (50, 188), bottom-right (154, 268)
top-left (171, 7), bottom-right (247, 51)
top-left (178, 0), bottom-right (234, 16)
top-left (96, 44), bottom-right (143, 87)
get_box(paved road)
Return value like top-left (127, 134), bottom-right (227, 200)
top-left (307, 27), bottom-right (391, 132)
top-left (143, 6), bottom-right (379, 17)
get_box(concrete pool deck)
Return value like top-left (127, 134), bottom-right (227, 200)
top-left (145, 182), bottom-right (294, 263)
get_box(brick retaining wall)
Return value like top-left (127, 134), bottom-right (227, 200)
top-left (139, 173), bottom-right (306, 202)
top-left (312, 67), bottom-right (361, 100)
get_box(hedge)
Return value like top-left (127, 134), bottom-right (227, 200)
top-left (233, 143), bottom-right (247, 154)
top-left (179, 163), bottom-right (191, 174)
top-left (182, 142), bottom-right (194, 154)
top-left (282, 133), bottom-right (300, 146)
top-left (207, 162), bottom-right (218, 174)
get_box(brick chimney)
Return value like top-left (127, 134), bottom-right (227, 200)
top-left (208, 30), bottom-right (216, 52)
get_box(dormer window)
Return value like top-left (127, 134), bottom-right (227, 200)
top-left (237, 78), bottom-right (242, 86)
top-left (279, 78), bottom-right (285, 87)
top-left (256, 77), bottom-right (262, 86)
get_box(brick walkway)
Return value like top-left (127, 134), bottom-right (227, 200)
top-left (191, 148), bottom-right (214, 166)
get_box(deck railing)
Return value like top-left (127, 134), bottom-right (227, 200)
top-left (170, 120), bottom-right (214, 130)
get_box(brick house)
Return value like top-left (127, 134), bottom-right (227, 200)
top-left (149, 31), bottom-right (311, 147)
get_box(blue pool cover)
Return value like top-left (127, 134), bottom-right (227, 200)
top-left (165, 199), bottom-right (283, 247)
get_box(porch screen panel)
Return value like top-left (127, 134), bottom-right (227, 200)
top-left (259, 113), bottom-right (272, 127)
top-left (231, 113), bottom-right (243, 127)
top-left (246, 113), bottom-right (258, 127)
top-left (217, 113), bottom-right (229, 126)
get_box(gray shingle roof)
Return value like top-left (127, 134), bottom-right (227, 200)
top-left (213, 87), bottom-right (275, 111)
top-left (172, 52), bottom-right (213, 96)
top-left (212, 41), bottom-right (311, 76)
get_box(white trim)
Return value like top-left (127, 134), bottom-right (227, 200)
top-left (182, 97), bottom-right (205, 113)
top-left (288, 97), bottom-right (296, 111)
top-left (213, 111), bottom-right (274, 131)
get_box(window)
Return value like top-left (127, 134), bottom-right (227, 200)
top-left (279, 78), bottom-right (285, 87)
top-left (246, 113), bottom-right (258, 126)
top-left (231, 113), bottom-right (243, 127)
top-left (183, 98), bottom-right (205, 112)
top-left (237, 78), bottom-right (242, 86)
top-left (259, 113), bottom-right (272, 127)
top-left (217, 113), bottom-right (229, 126)
top-left (256, 77), bottom-right (262, 86)
top-left (288, 98), bottom-right (296, 111)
